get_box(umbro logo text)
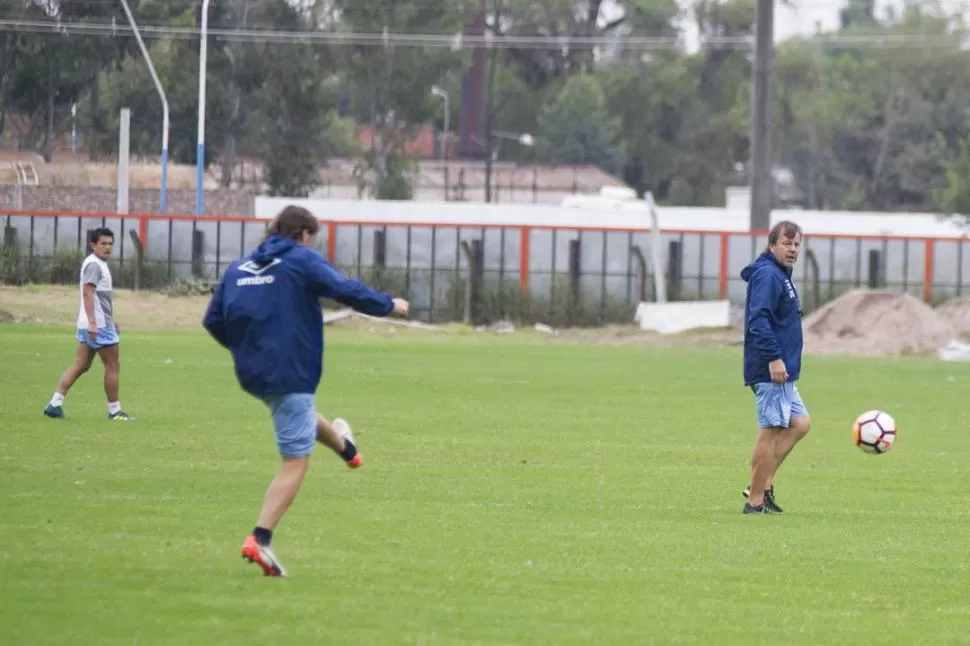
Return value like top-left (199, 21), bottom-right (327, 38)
top-left (236, 275), bottom-right (275, 286)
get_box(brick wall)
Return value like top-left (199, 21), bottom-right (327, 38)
top-left (0, 185), bottom-right (253, 216)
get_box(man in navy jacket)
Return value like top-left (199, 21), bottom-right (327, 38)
top-left (203, 205), bottom-right (409, 576)
top-left (739, 220), bottom-right (811, 515)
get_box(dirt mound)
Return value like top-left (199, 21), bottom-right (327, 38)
top-left (803, 289), bottom-right (954, 356)
top-left (935, 298), bottom-right (970, 338)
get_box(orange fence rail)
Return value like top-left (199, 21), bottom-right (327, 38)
top-left (1, 209), bottom-right (965, 322)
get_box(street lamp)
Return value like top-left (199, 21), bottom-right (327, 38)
top-left (119, 0), bottom-right (169, 213)
top-left (431, 85), bottom-right (450, 199)
top-left (493, 130), bottom-right (534, 148)
top-left (196, 0), bottom-right (212, 216)
top-left (481, 130), bottom-right (534, 203)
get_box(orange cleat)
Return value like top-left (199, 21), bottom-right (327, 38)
top-left (241, 535), bottom-right (287, 577)
top-left (334, 418), bottom-right (363, 469)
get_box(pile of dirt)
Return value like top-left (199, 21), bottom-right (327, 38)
top-left (803, 289), bottom-right (954, 356)
top-left (935, 298), bottom-right (970, 339)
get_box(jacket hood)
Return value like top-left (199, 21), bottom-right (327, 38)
top-left (741, 251), bottom-right (790, 282)
top-left (251, 234), bottom-right (299, 264)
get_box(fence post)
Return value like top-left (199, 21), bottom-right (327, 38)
top-left (138, 217), bottom-right (147, 254)
top-left (630, 245), bottom-right (648, 302)
top-left (718, 233), bottom-right (729, 299)
top-left (327, 222), bottom-right (337, 261)
top-left (667, 240), bottom-right (682, 301)
top-left (867, 249), bottom-right (883, 288)
top-left (128, 229), bottom-right (144, 291)
top-left (373, 229), bottom-right (386, 285)
top-left (568, 238), bottom-right (581, 325)
top-left (924, 239), bottom-right (935, 303)
top-left (460, 239), bottom-right (483, 325)
top-left (191, 230), bottom-right (205, 278)
top-left (519, 227), bottom-right (530, 291)
top-left (803, 248), bottom-right (820, 312)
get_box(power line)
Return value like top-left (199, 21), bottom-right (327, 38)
top-left (0, 18), bottom-right (965, 50)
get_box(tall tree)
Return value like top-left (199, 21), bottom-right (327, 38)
top-left (333, 0), bottom-right (476, 199)
top-left (534, 73), bottom-right (623, 172)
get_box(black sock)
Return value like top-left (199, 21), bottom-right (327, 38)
top-left (253, 526), bottom-right (272, 546)
top-left (340, 438), bottom-right (358, 462)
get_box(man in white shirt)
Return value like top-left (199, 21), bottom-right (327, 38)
top-left (44, 227), bottom-right (133, 421)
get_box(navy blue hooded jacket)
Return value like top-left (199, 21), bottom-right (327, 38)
top-left (741, 251), bottom-right (803, 386)
top-left (202, 235), bottom-right (394, 396)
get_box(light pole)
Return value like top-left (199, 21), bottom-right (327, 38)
top-left (493, 130), bottom-right (534, 148)
top-left (485, 130), bottom-right (533, 202)
top-left (119, 0), bottom-right (169, 213)
top-left (196, 0), bottom-right (212, 216)
top-left (71, 103), bottom-right (77, 155)
top-left (431, 85), bottom-right (450, 200)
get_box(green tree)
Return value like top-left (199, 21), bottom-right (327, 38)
top-left (333, 0), bottom-right (473, 199)
top-left (239, 0), bottom-right (355, 196)
top-left (774, 3), bottom-right (970, 210)
top-left (535, 74), bottom-right (623, 172)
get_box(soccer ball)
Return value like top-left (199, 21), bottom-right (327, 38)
top-left (852, 410), bottom-right (897, 454)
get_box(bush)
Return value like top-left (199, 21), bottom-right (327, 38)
top-left (444, 275), bottom-right (636, 327)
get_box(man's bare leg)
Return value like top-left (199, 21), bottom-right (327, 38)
top-left (315, 413), bottom-right (362, 467)
top-left (45, 344), bottom-right (96, 416)
top-left (98, 344), bottom-right (120, 400)
top-left (242, 456), bottom-right (310, 577)
top-left (314, 413), bottom-right (344, 453)
top-left (255, 456), bottom-right (310, 531)
top-left (96, 344), bottom-right (131, 419)
top-left (772, 416), bottom-right (811, 479)
top-left (56, 343), bottom-right (96, 395)
top-left (748, 428), bottom-right (780, 507)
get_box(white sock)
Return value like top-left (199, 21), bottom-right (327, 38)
top-left (50, 393), bottom-right (65, 407)
top-left (108, 401), bottom-right (122, 415)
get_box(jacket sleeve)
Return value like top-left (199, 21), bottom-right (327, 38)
top-left (746, 268), bottom-right (784, 363)
top-left (202, 276), bottom-right (229, 348)
top-left (307, 253), bottom-right (394, 317)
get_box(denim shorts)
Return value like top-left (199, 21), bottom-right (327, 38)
top-left (259, 393), bottom-right (317, 458)
top-left (76, 325), bottom-right (120, 350)
top-left (751, 381), bottom-right (809, 429)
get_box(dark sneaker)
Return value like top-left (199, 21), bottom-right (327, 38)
top-left (43, 404), bottom-right (65, 419)
top-left (108, 410), bottom-right (135, 421)
top-left (743, 502), bottom-right (780, 515)
top-left (764, 488), bottom-right (783, 514)
top-left (742, 485), bottom-right (783, 514)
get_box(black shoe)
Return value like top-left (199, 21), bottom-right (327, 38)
top-left (743, 501), bottom-right (780, 515)
top-left (742, 485), bottom-right (783, 514)
top-left (764, 488), bottom-right (783, 514)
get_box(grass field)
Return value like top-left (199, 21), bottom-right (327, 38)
top-left (2, 322), bottom-right (969, 645)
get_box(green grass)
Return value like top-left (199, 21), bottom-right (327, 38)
top-left (1, 326), bottom-right (969, 645)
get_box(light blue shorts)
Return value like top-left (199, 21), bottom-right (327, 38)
top-left (751, 382), bottom-right (809, 429)
top-left (76, 325), bottom-right (120, 350)
top-left (259, 393), bottom-right (317, 458)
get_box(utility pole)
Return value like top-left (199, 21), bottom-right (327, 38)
top-left (749, 0), bottom-right (774, 231)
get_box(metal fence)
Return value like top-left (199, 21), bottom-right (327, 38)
top-left (1, 210), bottom-right (964, 325)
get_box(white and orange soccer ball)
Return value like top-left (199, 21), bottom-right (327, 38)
top-left (853, 410), bottom-right (897, 454)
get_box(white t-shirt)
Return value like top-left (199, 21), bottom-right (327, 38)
top-left (77, 254), bottom-right (114, 329)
